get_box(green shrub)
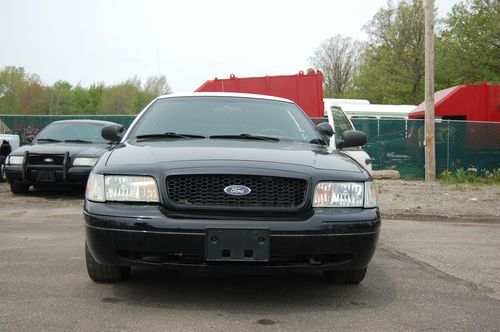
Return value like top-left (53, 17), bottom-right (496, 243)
top-left (439, 167), bottom-right (500, 185)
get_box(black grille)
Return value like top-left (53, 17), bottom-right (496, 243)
top-left (26, 154), bottom-right (65, 166)
top-left (166, 174), bottom-right (307, 209)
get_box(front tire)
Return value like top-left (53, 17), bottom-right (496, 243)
top-left (323, 268), bottom-right (367, 284)
top-left (10, 182), bottom-right (30, 194)
top-left (0, 165), bottom-right (6, 182)
top-left (85, 243), bottom-right (130, 282)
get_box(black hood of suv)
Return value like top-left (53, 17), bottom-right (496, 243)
top-left (105, 139), bottom-right (363, 173)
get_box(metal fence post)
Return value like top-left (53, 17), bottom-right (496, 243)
top-left (446, 120), bottom-right (450, 171)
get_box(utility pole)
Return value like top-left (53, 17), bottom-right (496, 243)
top-left (424, 0), bottom-right (436, 181)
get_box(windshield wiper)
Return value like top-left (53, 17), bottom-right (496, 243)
top-left (64, 139), bottom-right (93, 143)
top-left (209, 134), bottom-right (280, 142)
top-left (135, 132), bottom-right (206, 140)
top-left (37, 138), bottom-right (62, 143)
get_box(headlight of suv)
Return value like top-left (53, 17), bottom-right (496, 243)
top-left (86, 173), bottom-right (159, 203)
top-left (73, 157), bottom-right (99, 167)
top-left (7, 155), bottom-right (24, 165)
top-left (313, 181), bottom-right (378, 208)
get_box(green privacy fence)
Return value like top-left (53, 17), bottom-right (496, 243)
top-left (352, 118), bottom-right (500, 179)
top-left (1, 115), bottom-right (499, 180)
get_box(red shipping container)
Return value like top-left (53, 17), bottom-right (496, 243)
top-left (195, 71), bottom-right (324, 118)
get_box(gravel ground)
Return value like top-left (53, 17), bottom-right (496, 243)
top-left (0, 180), bottom-right (498, 222)
top-left (376, 180), bottom-right (500, 222)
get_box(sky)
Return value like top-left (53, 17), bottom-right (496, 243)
top-left (1, 0), bottom-right (461, 93)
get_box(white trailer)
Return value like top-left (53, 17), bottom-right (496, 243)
top-left (335, 104), bottom-right (416, 119)
top-left (323, 98), bottom-right (370, 116)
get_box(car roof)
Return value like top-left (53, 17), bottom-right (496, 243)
top-left (156, 92), bottom-right (295, 104)
top-left (49, 119), bottom-right (120, 126)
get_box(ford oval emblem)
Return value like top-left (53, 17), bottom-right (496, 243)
top-left (224, 185), bottom-right (251, 196)
top-left (44, 158), bottom-right (54, 163)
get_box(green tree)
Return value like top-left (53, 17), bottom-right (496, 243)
top-left (19, 79), bottom-right (51, 115)
top-left (144, 75), bottom-right (172, 97)
top-left (50, 81), bottom-right (74, 114)
top-left (70, 83), bottom-right (105, 114)
top-left (100, 81), bottom-right (139, 115)
top-left (309, 35), bottom-right (362, 97)
top-left (349, 0), bottom-right (426, 104)
top-left (0, 66), bottom-right (173, 115)
top-left (133, 75), bottom-right (172, 112)
top-left (86, 83), bottom-right (105, 114)
top-left (435, 0), bottom-right (500, 88)
top-left (0, 66), bottom-right (29, 114)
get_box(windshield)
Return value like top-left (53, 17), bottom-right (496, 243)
top-left (128, 96), bottom-right (322, 143)
top-left (36, 122), bottom-right (109, 143)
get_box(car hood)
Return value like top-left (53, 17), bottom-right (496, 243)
top-left (106, 139), bottom-right (363, 173)
top-left (11, 143), bottom-right (110, 158)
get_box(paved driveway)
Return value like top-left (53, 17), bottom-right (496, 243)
top-left (0, 192), bottom-right (499, 331)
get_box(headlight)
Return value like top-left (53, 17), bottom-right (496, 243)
top-left (312, 181), bottom-right (378, 208)
top-left (73, 157), bottom-right (99, 167)
top-left (313, 182), bottom-right (364, 207)
top-left (7, 155), bottom-right (24, 165)
top-left (86, 173), bottom-right (105, 202)
top-left (105, 176), bottom-right (159, 202)
top-left (86, 173), bottom-right (159, 203)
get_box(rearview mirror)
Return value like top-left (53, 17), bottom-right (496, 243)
top-left (336, 130), bottom-right (367, 149)
top-left (316, 122), bottom-right (334, 137)
top-left (102, 124), bottom-right (125, 143)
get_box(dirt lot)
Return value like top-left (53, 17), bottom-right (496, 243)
top-left (377, 180), bottom-right (500, 222)
top-left (1, 180), bottom-right (498, 222)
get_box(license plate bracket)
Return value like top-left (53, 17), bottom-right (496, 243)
top-left (205, 229), bottom-right (270, 261)
top-left (36, 171), bottom-right (55, 182)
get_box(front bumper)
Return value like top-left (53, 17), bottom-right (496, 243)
top-left (84, 201), bottom-right (381, 272)
top-left (5, 164), bottom-right (91, 186)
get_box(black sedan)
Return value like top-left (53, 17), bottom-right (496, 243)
top-left (84, 93), bottom-right (380, 284)
top-left (4, 119), bottom-right (123, 194)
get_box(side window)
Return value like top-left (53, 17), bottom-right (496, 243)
top-left (311, 117), bottom-right (328, 125)
top-left (332, 107), bottom-right (354, 137)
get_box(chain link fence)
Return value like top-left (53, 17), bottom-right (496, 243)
top-left (352, 118), bottom-right (500, 179)
top-left (1, 115), bottom-right (499, 180)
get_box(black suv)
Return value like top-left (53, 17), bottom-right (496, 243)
top-left (84, 93), bottom-right (380, 284)
top-left (5, 120), bottom-right (122, 194)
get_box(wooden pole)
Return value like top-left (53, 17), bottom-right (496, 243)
top-left (425, 0), bottom-right (436, 182)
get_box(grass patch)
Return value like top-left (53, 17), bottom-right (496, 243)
top-left (439, 168), bottom-right (500, 185)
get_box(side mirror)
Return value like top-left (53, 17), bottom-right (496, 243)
top-left (26, 135), bottom-right (34, 143)
top-left (316, 122), bottom-right (334, 137)
top-left (336, 130), bottom-right (367, 149)
top-left (102, 124), bottom-right (125, 143)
